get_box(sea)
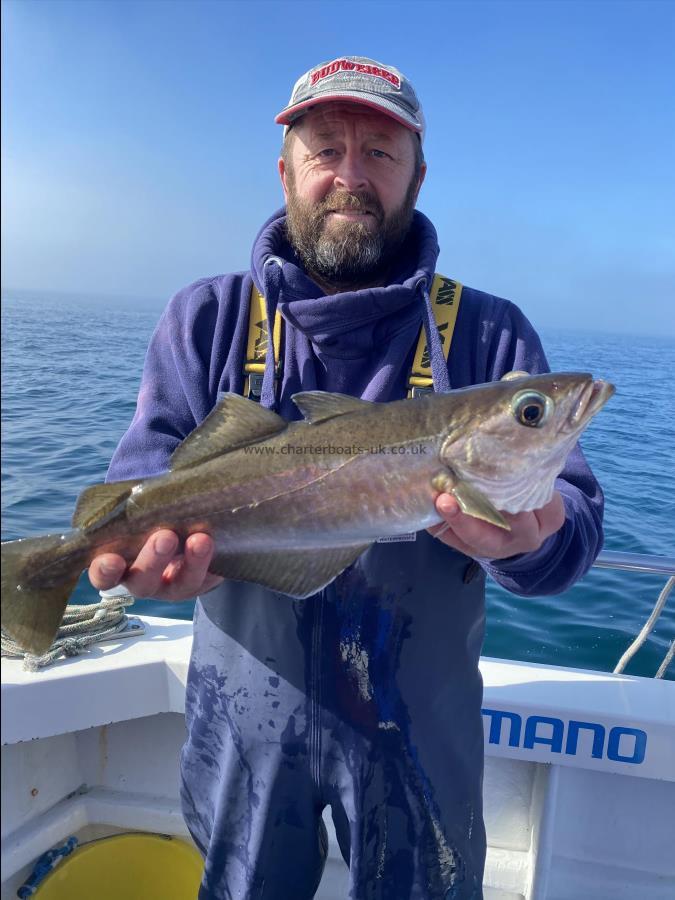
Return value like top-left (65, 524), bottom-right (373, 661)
top-left (2, 290), bottom-right (674, 680)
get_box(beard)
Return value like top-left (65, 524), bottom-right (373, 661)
top-left (285, 175), bottom-right (419, 291)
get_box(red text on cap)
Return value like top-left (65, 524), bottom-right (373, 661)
top-left (310, 60), bottom-right (401, 90)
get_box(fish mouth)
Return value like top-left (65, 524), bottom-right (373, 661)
top-left (567, 379), bottom-right (615, 430)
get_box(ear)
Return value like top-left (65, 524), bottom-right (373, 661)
top-left (414, 162), bottom-right (427, 202)
top-left (278, 157), bottom-right (289, 202)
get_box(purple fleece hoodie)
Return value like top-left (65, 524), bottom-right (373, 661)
top-left (107, 208), bottom-right (604, 596)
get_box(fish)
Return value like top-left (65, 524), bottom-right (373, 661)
top-left (1, 371), bottom-right (614, 655)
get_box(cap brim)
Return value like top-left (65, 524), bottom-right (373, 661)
top-left (275, 93), bottom-right (423, 134)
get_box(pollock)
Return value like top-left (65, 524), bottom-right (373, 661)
top-left (1, 372), bottom-right (613, 655)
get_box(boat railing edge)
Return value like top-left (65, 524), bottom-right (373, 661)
top-left (593, 550), bottom-right (675, 576)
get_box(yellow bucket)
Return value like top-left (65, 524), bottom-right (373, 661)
top-left (34, 833), bottom-right (203, 899)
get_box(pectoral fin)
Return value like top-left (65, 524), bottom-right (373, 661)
top-left (451, 482), bottom-right (510, 530)
top-left (431, 469), bottom-right (510, 531)
top-left (209, 543), bottom-right (371, 598)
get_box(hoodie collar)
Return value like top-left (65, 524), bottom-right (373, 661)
top-left (250, 207), bottom-right (440, 356)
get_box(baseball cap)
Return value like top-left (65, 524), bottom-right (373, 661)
top-left (275, 56), bottom-right (425, 144)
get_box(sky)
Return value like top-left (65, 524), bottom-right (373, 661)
top-left (2, 0), bottom-right (674, 336)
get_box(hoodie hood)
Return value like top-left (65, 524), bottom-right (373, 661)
top-left (249, 207), bottom-right (449, 413)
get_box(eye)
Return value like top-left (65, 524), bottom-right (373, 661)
top-left (316, 148), bottom-right (337, 159)
top-left (512, 391), bottom-right (550, 428)
top-left (369, 149), bottom-right (390, 159)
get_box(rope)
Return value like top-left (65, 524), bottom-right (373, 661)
top-left (655, 639), bottom-right (675, 679)
top-left (614, 576), bottom-right (674, 676)
top-left (1, 593), bottom-right (137, 671)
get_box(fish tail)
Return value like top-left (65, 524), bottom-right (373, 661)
top-left (1, 533), bottom-right (87, 656)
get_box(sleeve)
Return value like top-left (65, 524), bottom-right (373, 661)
top-left (474, 297), bottom-right (605, 596)
top-left (106, 280), bottom-right (220, 482)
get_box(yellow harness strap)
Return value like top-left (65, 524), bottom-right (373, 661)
top-left (244, 273), bottom-right (461, 400)
top-left (243, 284), bottom-right (283, 399)
top-left (407, 274), bottom-right (462, 397)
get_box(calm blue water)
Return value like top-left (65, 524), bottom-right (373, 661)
top-left (2, 291), bottom-right (674, 679)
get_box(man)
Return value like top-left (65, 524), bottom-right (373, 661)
top-left (91, 57), bottom-right (604, 899)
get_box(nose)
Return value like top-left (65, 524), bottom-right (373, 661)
top-left (333, 150), bottom-right (369, 192)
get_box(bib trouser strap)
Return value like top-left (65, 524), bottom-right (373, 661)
top-left (407, 275), bottom-right (462, 398)
top-left (244, 274), bottom-right (462, 401)
top-left (243, 284), bottom-right (282, 400)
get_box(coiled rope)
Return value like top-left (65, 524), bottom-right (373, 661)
top-left (1, 592), bottom-right (139, 671)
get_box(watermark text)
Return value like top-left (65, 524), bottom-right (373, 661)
top-left (243, 442), bottom-right (428, 457)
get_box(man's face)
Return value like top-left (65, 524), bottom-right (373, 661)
top-left (278, 103), bottom-right (426, 289)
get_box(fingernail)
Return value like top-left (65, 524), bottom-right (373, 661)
top-left (155, 534), bottom-right (177, 555)
top-left (438, 495), bottom-right (459, 517)
top-left (188, 537), bottom-right (210, 558)
top-left (99, 559), bottom-right (122, 576)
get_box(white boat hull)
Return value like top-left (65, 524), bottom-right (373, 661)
top-left (2, 616), bottom-right (673, 899)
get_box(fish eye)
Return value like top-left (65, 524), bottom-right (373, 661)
top-left (512, 391), bottom-right (550, 428)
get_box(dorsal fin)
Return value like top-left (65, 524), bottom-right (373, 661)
top-left (72, 480), bottom-right (137, 530)
top-left (171, 393), bottom-right (287, 470)
top-left (291, 391), bottom-right (372, 425)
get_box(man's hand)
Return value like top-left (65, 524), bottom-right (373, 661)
top-left (427, 491), bottom-right (565, 560)
top-left (88, 530), bottom-right (224, 602)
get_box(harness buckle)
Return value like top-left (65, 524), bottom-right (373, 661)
top-left (247, 373), bottom-right (265, 400)
top-left (410, 385), bottom-right (434, 399)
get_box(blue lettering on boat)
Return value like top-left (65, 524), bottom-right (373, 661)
top-left (481, 708), bottom-right (646, 765)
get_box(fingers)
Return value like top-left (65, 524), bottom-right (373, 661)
top-left (430, 493), bottom-right (516, 557)
top-left (534, 492), bottom-right (566, 538)
top-left (159, 534), bottom-right (224, 598)
top-left (428, 491), bottom-right (565, 560)
top-left (433, 509), bottom-right (516, 558)
top-left (88, 530), bottom-right (223, 602)
top-left (89, 553), bottom-right (128, 591)
top-left (124, 530), bottom-right (179, 590)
